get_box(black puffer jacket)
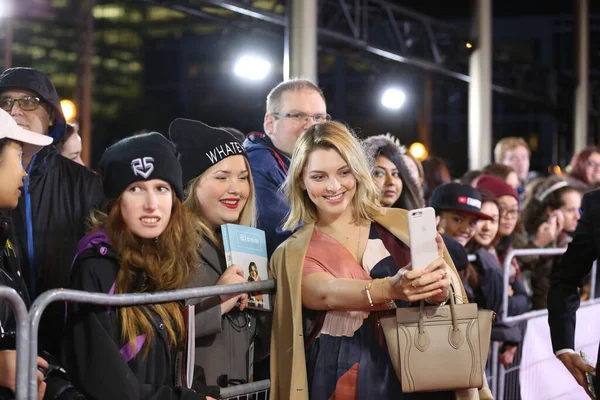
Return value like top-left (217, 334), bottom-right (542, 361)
top-left (0, 68), bottom-right (104, 355)
top-left (63, 232), bottom-right (212, 400)
top-left (0, 215), bottom-right (29, 348)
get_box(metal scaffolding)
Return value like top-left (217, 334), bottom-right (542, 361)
top-left (142, 0), bottom-right (559, 107)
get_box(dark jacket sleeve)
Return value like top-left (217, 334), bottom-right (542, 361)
top-left (63, 257), bottom-right (203, 400)
top-left (548, 191), bottom-right (600, 352)
top-left (472, 249), bottom-right (523, 343)
top-left (507, 278), bottom-right (530, 316)
top-left (250, 155), bottom-right (294, 257)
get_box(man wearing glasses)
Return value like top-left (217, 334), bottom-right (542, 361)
top-left (244, 78), bottom-right (329, 256)
top-left (0, 67), bottom-right (104, 356)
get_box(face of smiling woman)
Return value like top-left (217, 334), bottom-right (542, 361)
top-left (301, 148), bottom-right (357, 221)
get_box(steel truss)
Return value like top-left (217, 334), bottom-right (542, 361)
top-left (145, 0), bottom-right (562, 107)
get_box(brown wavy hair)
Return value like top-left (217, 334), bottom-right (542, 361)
top-left (568, 146), bottom-right (600, 184)
top-left (91, 192), bottom-right (199, 355)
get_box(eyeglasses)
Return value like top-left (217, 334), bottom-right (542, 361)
top-left (499, 208), bottom-right (519, 219)
top-left (271, 112), bottom-right (332, 124)
top-left (585, 160), bottom-right (600, 169)
top-left (0, 96), bottom-right (41, 112)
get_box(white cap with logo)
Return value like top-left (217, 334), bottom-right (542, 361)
top-left (0, 108), bottom-right (53, 157)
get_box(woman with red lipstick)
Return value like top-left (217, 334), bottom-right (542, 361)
top-left (63, 132), bottom-right (213, 399)
top-left (268, 121), bottom-right (489, 400)
top-left (169, 118), bottom-right (263, 392)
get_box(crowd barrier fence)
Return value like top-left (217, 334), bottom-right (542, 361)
top-left (0, 287), bottom-right (29, 400)
top-left (12, 248), bottom-right (599, 399)
top-left (26, 280), bottom-right (275, 400)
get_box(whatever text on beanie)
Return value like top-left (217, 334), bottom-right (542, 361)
top-left (98, 132), bottom-right (183, 201)
top-left (169, 118), bottom-right (246, 185)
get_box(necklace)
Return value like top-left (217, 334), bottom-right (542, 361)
top-left (316, 222), bottom-right (364, 263)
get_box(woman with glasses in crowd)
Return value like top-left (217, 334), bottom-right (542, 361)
top-left (170, 118), bottom-right (268, 392)
top-left (475, 175), bottom-right (530, 367)
top-left (63, 132), bottom-right (213, 399)
top-left (268, 121), bottom-right (481, 400)
top-left (567, 146), bottom-right (600, 189)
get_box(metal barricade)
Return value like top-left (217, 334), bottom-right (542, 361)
top-left (27, 280), bottom-right (275, 400)
top-left (493, 249), bottom-right (598, 400)
top-left (219, 379), bottom-right (270, 399)
top-left (0, 286), bottom-right (29, 400)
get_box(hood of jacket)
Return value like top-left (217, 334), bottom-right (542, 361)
top-left (0, 67), bottom-right (66, 141)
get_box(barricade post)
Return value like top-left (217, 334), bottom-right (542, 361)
top-left (0, 286), bottom-right (29, 400)
top-left (27, 280), bottom-right (275, 400)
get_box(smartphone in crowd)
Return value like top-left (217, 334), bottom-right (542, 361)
top-left (407, 207), bottom-right (439, 271)
top-left (581, 351), bottom-right (597, 399)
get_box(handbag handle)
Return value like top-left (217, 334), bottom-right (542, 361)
top-left (418, 284), bottom-right (459, 334)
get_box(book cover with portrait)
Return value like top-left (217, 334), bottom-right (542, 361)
top-left (221, 223), bottom-right (271, 311)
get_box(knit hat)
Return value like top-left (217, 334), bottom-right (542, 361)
top-left (98, 132), bottom-right (183, 201)
top-left (429, 182), bottom-right (493, 220)
top-left (475, 175), bottom-right (518, 202)
top-left (169, 118), bottom-right (246, 185)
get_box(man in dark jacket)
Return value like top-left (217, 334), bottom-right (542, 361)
top-left (548, 189), bottom-right (600, 398)
top-left (0, 67), bottom-right (104, 355)
top-left (244, 78), bottom-right (329, 257)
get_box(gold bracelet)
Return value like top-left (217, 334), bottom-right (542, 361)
top-left (365, 280), bottom-right (375, 307)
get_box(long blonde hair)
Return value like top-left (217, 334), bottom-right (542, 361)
top-left (282, 121), bottom-right (381, 231)
top-left (89, 193), bottom-right (199, 355)
top-left (184, 156), bottom-right (257, 245)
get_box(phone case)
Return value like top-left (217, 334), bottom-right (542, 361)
top-left (408, 207), bottom-right (439, 271)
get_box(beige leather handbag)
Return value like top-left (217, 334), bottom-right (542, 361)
top-left (380, 287), bottom-right (494, 393)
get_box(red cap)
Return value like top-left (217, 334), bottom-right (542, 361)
top-left (475, 175), bottom-right (519, 202)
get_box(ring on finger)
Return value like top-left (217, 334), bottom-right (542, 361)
top-left (411, 279), bottom-right (419, 288)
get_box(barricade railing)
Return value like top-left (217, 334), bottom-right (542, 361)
top-left (27, 280), bottom-right (275, 400)
top-left (0, 287), bottom-right (29, 400)
top-left (219, 379), bottom-right (270, 399)
top-left (494, 248), bottom-right (597, 400)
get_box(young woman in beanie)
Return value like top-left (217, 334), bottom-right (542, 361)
top-left (362, 134), bottom-right (424, 210)
top-left (169, 118), bottom-right (262, 391)
top-left (62, 132), bottom-right (214, 399)
top-left (475, 175), bottom-right (530, 368)
top-left (0, 109), bottom-right (52, 399)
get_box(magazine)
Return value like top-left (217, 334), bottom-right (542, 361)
top-left (174, 303), bottom-right (195, 388)
top-left (221, 223), bottom-right (271, 311)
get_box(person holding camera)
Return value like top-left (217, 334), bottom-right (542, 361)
top-left (0, 109), bottom-right (52, 399)
top-left (62, 133), bottom-right (215, 399)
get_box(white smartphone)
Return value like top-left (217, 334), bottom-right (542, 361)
top-left (408, 207), bottom-right (439, 271)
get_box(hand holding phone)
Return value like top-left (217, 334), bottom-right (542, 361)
top-left (581, 351), bottom-right (597, 399)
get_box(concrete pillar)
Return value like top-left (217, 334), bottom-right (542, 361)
top-left (468, 0), bottom-right (492, 169)
top-left (574, 0), bottom-right (589, 152)
top-left (284, 0), bottom-right (318, 83)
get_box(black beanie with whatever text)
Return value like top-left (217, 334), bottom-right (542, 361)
top-left (168, 118), bottom-right (246, 186)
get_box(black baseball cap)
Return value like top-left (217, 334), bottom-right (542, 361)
top-left (429, 182), bottom-right (493, 221)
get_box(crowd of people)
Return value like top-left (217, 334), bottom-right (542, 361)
top-left (0, 66), bottom-right (598, 400)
